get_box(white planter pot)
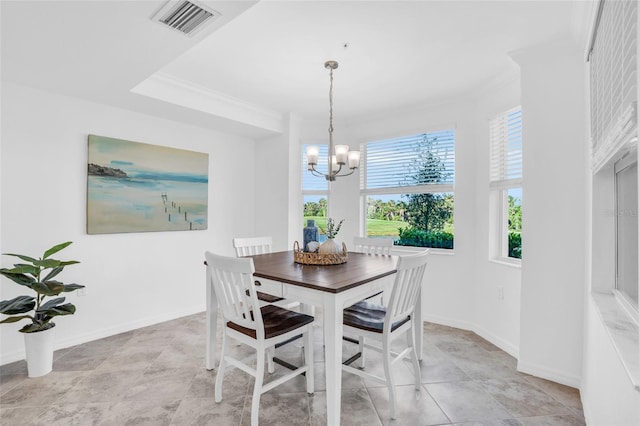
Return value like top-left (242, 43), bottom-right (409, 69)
top-left (23, 326), bottom-right (55, 378)
top-left (318, 238), bottom-right (342, 255)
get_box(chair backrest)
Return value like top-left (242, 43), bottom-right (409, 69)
top-left (233, 236), bottom-right (273, 257)
top-left (385, 249), bottom-right (430, 328)
top-left (205, 251), bottom-right (264, 339)
top-left (353, 236), bottom-right (393, 255)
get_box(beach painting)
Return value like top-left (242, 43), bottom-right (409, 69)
top-left (87, 135), bottom-right (209, 234)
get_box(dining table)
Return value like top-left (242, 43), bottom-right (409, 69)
top-left (205, 250), bottom-right (425, 426)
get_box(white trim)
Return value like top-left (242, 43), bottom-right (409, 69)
top-left (489, 256), bottom-right (522, 269)
top-left (589, 291), bottom-right (640, 391)
top-left (390, 245), bottom-right (453, 256)
top-left (517, 359), bottom-right (582, 389)
top-left (613, 290), bottom-right (640, 327)
top-left (130, 72), bottom-right (283, 133)
top-left (421, 317), bottom-right (519, 360)
top-left (473, 324), bottom-right (519, 359)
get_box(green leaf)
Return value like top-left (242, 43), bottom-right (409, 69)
top-left (0, 271), bottom-right (36, 288)
top-left (2, 264), bottom-right (40, 275)
top-left (59, 260), bottom-right (80, 267)
top-left (2, 253), bottom-right (37, 263)
top-left (40, 303), bottom-right (76, 317)
top-left (0, 295), bottom-right (35, 315)
top-left (43, 241), bottom-right (72, 259)
top-left (38, 297), bottom-right (65, 312)
top-left (43, 266), bottom-right (64, 281)
top-left (31, 281), bottom-right (62, 296)
top-left (46, 281), bottom-right (65, 295)
top-left (62, 283), bottom-right (85, 292)
top-left (0, 315), bottom-right (32, 324)
top-left (33, 259), bottom-right (61, 269)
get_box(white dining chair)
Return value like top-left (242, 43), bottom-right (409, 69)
top-left (342, 249), bottom-right (429, 420)
top-left (353, 236), bottom-right (394, 304)
top-left (353, 236), bottom-right (394, 255)
top-left (205, 252), bottom-right (315, 426)
top-left (232, 236), bottom-right (301, 373)
top-left (233, 236), bottom-right (288, 306)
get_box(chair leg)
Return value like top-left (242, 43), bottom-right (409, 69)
top-left (251, 346), bottom-right (266, 426)
top-left (214, 333), bottom-right (228, 403)
top-left (267, 346), bottom-right (275, 373)
top-left (382, 337), bottom-right (397, 420)
top-left (303, 328), bottom-right (314, 394)
top-left (358, 336), bottom-right (366, 369)
top-left (407, 329), bottom-right (421, 390)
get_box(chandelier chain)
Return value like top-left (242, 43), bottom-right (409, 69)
top-left (328, 66), bottom-right (334, 142)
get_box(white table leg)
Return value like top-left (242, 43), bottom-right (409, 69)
top-left (205, 266), bottom-right (218, 370)
top-left (323, 295), bottom-right (343, 426)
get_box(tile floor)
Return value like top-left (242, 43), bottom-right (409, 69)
top-left (0, 311), bottom-right (585, 425)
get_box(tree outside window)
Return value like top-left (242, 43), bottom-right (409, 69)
top-left (361, 130), bottom-right (455, 249)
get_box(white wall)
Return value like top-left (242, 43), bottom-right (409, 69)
top-left (511, 37), bottom-right (587, 387)
top-left (471, 75), bottom-right (523, 357)
top-left (0, 82), bottom-right (257, 364)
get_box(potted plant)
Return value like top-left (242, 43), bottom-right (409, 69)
top-left (0, 241), bottom-right (84, 377)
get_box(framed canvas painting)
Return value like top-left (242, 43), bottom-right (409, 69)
top-left (87, 134), bottom-right (209, 234)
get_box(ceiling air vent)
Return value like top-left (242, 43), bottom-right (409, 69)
top-left (153, 0), bottom-right (220, 37)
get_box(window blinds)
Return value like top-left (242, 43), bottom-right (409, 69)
top-left (360, 130), bottom-right (455, 192)
top-left (589, 0), bottom-right (637, 171)
top-left (490, 107), bottom-right (522, 189)
top-left (302, 144), bottom-right (328, 191)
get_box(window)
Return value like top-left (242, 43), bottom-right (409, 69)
top-left (587, 0), bottom-right (639, 385)
top-left (614, 153), bottom-right (638, 309)
top-left (590, 0), bottom-right (637, 170)
top-left (360, 130), bottom-right (455, 249)
top-left (589, 0), bottom-right (638, 311)
top-left (302, 144), bottom-right (329, 241)
top-left (490, 107), bottom-right (522, 260)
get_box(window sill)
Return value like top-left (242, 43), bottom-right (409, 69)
top-left (489, 256), bottom-right (522, 269)
top-left (390, 246), bottom-right (454, 256)
top-left (591, 290), bottom-right (640, 391)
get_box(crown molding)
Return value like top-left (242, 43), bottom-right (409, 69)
top-left (131, 71), bottom-right (283, 134)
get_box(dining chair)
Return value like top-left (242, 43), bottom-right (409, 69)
top-left (205, 251), bottom-right (315, 426)
top-left (233, 236), bottom-right (287, 305)
top-left (233, 236), bottom-right (303, 373)
top-left (342, 249), bottom-right (429, 420)
top-left (353, 236), bottom-right (394, 304)
top-left (353, 236), bottom-right (394, 255)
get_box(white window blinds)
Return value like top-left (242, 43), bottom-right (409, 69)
top-left (302, 144), bottom-right (328, 191)
top-left (589, 0), bottom-right (637, 171)
top-left (490, 107), bottom-right (522, 189)
top-left (360, 130), bottom-right (455, 193)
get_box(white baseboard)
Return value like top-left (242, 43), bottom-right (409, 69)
top-left (423, 313), bottom-right (475, 333)
top-left (472, 324), bottom-right (519, 359)
top-left (579, 387), bottom-right (594, 426)
top-left (423, 314), bottom-right (519, 358)
top-left (1, 305), bottom-right (205, 366)
top-left (517, 359), bottom-right (582, 389)
top-left (424, 315), bottom-right (583, 389)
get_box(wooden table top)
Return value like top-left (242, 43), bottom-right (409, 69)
top-left (251, 251), bottom-right (398, 294)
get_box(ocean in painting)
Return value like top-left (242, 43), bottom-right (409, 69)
top-left (87, 135), bottom-right (209, 234)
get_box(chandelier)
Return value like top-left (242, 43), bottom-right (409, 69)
top-left (306, 60), bottom-right (360, 181)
